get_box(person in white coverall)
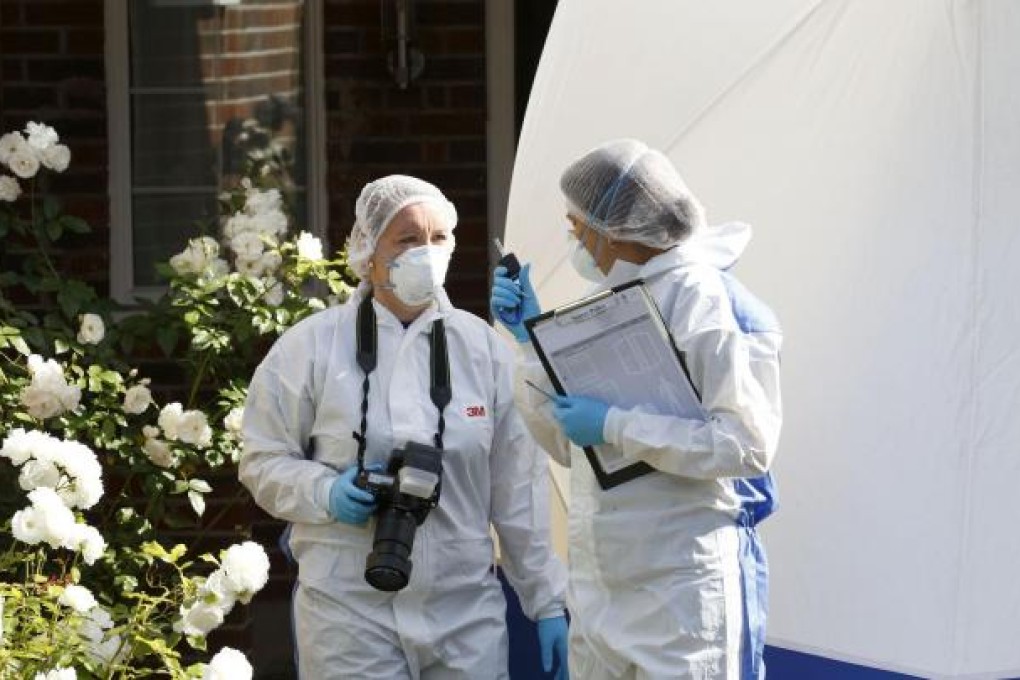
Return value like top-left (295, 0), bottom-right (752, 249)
top-left (491, 140), bottom-right (782, 680)
top-left (240, 175), bottom-right (569, 679)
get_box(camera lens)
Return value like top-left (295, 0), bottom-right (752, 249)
top-left (364, 511), bottom-right (418, 592)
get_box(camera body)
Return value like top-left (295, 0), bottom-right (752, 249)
top-left (355, 441), bottom-right (443, 592)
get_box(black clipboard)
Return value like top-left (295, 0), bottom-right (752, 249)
top-left (524, 280), bottom-right (701, 490)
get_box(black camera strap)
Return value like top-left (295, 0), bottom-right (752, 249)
top-left (353, 294), bottom-right (451, 473)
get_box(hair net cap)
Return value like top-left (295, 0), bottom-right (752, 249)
top-left (347, 175), bottom-right (458, 279)
top-left (559, 139), bottom-right (705, 249)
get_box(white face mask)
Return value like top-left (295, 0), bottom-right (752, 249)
top-left (568, 230), bottom-right (607, 283)
top-left (385, 244), bottom-right (452, 306)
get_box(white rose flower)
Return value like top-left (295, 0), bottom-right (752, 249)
top-left (177, 410), bottom-right (212, 448)
top-left (223, 407), bottom-right (244, 434)
top-left (245, 186), bottom-right (281, 216)
top-left (71, 524), bottom-right (106, 565)
top-left (222, 212), bottom-right (254, 240)
top-left (18, 458), bottom-right (61, 491)
top-left (39, 144), bottom-right (70, 172)
top-left (204, 257), bottom-right (230, 280)
top-left (122, 385), bottom-right (152, 414)
top-left (230, 231), bottom-right (264, 261)
top-left (296, 231), bottom-right (324, 260)
top-left (20, 385), bottom-right (64, 419)
top-left (77, 313), bottom-right (105, 344)
top-left (1, 427), bottom-right (42, 465)
top-left (263, 279), bottom-right (284, 307)
top-left (143, 437), bottom-right (174, 469)
top-left (142, 425), bottom-right (160, 439)
top-left (79, 606), bottom-right (122, 666)
top-left (235, 256), bottom-right (264, 278)
top-left (0, 175), bottom-right (20, 202)
top-left (11, 507), bottom-right (44, 544)
top-left (158, 402), bottom-right (184, 440)
top-left (199, 570), bottom-right (237, 614)
top-left (169, 237), bottom-right (219, 277)
top-left (28, 487), bottom-right (77, 549)
top-left (257, 249), bottom-right (282, 273)
top-left (0, 131), bottom-right (27, 164)
top-left (52, 439), bottom-right (103, 510)
top-left (202, 647), bottom-right (253, 680)
top-left (176, 601), bottom-right (225, 638)
top-left (7, 147), bottom-right (40, 179)
top-left (25, 121), bottom-right (59, 150)
top-left (59, 584), bottom-right (97, 613)
top-left (33, 668), bottom-right (77, 680)
top-left (220, 541), bottom-right (270, 603)
top-left (256, 209), bottom-right (288, 237)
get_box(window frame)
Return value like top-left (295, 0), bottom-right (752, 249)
top-left (105, 0), bottom-right (327, 303)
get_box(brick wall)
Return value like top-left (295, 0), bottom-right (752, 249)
top-left (323, 0), bottom-right (490, 315)
top-left (0, 0), bottom-right (109, 291)
top-left (2, 1), bottom-right (493, 676)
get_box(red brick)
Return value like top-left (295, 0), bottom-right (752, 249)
top-left (420, 55), bottom-right (485, 81)
top-left (417, 2), bottom-right (484, 27)
top-left (25, 57), bottom-right (104, 82)
top-left (448, 83), bottom-right (485, 109)
top-left (2, 85), bottom-right (59, 109)
top-left (323, 0), bottom-right (377, 27)
top-left (407, 112), bottom-right (484, 135)
top-left (66, 28), bottom-right (103, 55)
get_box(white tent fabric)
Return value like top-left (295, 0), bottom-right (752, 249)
top-left (504, 1), bottom-right (1020, 677)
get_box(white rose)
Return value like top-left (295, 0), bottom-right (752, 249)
top-left (202, 647), bottom-right (253, 680)
top-left (142, 425), bottom-right (160, 439)
top-left (255, 209), bottom-right (288, 237)
top-left (245, 186), bottom-right (281, 215)
top-left (199, 570), bottom-right (237, 614)
top-left (28, 487), bottom-right (77, 549)
top-left (59, 584), bottom-right (97, 613)
top-left (230, 231), bottom-right (264, 261)
top-left (7, 147), bottom-right (40, 179)
top-left (169, 237), bottom-right (219, 276)
top-left (25, 122), bottom-right (59, 150)
top-left (0, 175), bottom-right (20, 202)
top-left (77, 313), bottom-right (105, 344)
top-left (0, 131), bottom-right (27, 164)
top-left (39, 144), bottom-right (70, 172)
top-left (204, 257), bottom-right (230, 280)
top-left (296, 231), bottom-right (324, 260)
top-left (1, 428), bottom-right (39, 465)
top-left (143, 437), bottom-right (174, 469)
top-left (257, 249), bottom-right (282, 273)
top-left (263, 279), bottom-right (284, 307)
top-left (176, 601), bottom-right (225, 638)
top-left (58, 383), bottom-right (82, 412)
top-left (18, 458), bottom-right (60, 491)
top-left (158, 402), bottom-right (184, 440)
top-left (20, 386), bottom-right (58, 419)
top-left (177, 410), bottom-right (212, 448)
top-left (122, 385), bottom-right (152, 414)
top-left (223, 407), bottom-right (244, 434)
top-left (220, 541), bottom-right (270, 603)
top-left (71, 524), bottom-right (106, 565)
top-left (222, 212), bottom-right (254, 239)
top-left (33, 668), bottom-right (77, 680)
top-left (234, 256), bottom-right (264, 278)
top-left (11, 507), bottom-right (44, 544)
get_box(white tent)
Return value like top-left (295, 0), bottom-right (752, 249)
top-left (505, 1), bottom-right (1020, 677)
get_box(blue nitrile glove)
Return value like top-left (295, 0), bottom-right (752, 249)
top-left (552, 395), bottom-right (610, 447)
top-left (328, 464), bottom-right (379, 525)
top-left (490, 263), bottom-right (542, 343)
top-left (537, 614), bottom-right (569, 680)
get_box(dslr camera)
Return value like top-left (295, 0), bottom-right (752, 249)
top-left (355, 442), bottom-right (443, 591)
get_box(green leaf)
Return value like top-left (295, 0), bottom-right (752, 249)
top-left (42, 195), bottom-right (60, 220)
top-left (11, 336), bottom-right (30, 356)
top-left (54, 338), bottom-right (70, 355)
top-left (156, 325), bottom-right (178, 356)
top-left (188, 479), bottom-right (212, 493)
top-left (60, 215), bottom-right (91, 234)
top-left (45, 219), bottom-right (63, 241)
top-left (188, 490), bottom-right (206, 517)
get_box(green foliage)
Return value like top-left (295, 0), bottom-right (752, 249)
top-left (0, 122), bottom-right (354, 678)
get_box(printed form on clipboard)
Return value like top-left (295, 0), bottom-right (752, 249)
top-left (524, 280), bottom-right (706, 490)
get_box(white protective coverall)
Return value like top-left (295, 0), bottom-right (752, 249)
top-left (514, 223), bottom-right (782, 680)
top-left (240, 286), bottom-right (567, 679)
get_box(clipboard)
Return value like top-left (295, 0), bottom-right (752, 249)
top-left (524, 280), bottom-right (705, 490)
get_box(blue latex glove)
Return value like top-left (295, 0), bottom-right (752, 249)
top-left (537, 614), bottom-right (569, 680)
top-left (328, 464), bottom-right (379, 525)
top-left (552, 395), bottom-right (610, 447)
top-left (490, 264), bottom-right (541, 343)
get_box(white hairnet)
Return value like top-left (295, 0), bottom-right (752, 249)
top-left (559, 139), bottom-right (705, 248)
top-left (346, 175), bottom-right (458, 279)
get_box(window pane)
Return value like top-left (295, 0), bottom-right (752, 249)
top-left (128, 0), bottom-right (308, 289)
top-left (132, 192), bottom-right (218, 287)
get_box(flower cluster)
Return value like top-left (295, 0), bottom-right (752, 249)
top-left (0, 122), bottom-right (70, 197)
top-left (20, 354), bottom-right (82, 420)
top-left (2, 428), bottom-right (103, 510)
top-left (176, 541), bottom-right (270, 638)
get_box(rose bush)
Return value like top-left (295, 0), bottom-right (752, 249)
top-left (0, 121), bottom-right (353, 677)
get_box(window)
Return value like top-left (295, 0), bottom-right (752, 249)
top-left (106, 0), bottom-right (325, 300)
